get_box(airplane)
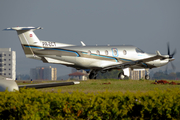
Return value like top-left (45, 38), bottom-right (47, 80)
top-left (0, 75), bottom-right (80, 92)
top-left (4, 26), bottom-right (176, 80)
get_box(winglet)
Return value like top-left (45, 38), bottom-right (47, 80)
top-left (156, 51), bottom-right (161, 56)
top-left (81, 41), bottom-right (86, 46)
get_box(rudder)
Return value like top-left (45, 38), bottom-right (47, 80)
top-left (4, 27), bottom-right (43, 59)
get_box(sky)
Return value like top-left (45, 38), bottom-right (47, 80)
top-left (0, 0), bottom-right (180, 76)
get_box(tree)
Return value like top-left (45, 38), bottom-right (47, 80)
top-left (97, 69), bottom-right (128, 79)
top-left (152, 71), bottom-right (178, 80)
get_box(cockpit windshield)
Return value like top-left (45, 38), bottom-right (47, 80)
top-left (135, 48), bottom-right (144, 53)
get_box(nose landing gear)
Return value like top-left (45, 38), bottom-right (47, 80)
top-left (145, 75), bottom-right (150, 80)
top-left (145, 69), bottom-right (150, 80)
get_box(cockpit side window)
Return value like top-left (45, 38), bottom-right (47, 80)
top-left (136, 48), bottom-right (144, 53)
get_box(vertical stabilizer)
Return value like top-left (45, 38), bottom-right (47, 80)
top-left (4, 27), bottom-right (43, 59)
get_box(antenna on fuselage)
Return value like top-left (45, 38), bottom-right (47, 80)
top-left (81, 41), bottom-right (86, 46)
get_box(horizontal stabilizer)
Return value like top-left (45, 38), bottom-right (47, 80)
top-left (4, 27), bottom-right (43, 31)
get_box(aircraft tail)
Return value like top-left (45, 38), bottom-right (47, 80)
top-left (4, 27), bottom-right (43, 59)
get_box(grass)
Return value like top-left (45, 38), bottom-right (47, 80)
top-left (17, 79), bottom-right (180, 93)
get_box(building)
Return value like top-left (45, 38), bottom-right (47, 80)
top-left (123, 68), bottom-right (147, 80)
top-left (69, 72), bottom-right (88, 80)
top-left (30, 66), bottom-right (57, 80)
top-left (130, 69), bottom-right (146, 80)
top-left (0, 48), bottom-right (16, 79)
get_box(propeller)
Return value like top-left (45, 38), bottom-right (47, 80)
top-left (167, 42), bottom-right (176, 59)
top-left (165, 42), bottom-right (176, 74)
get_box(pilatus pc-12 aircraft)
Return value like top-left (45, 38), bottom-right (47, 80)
top-left (4, 26), bottom-right (176, 80)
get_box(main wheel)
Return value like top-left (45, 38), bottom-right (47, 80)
top-left (145, 75), bottom-right (150, 80)
top-left (89, 72), bottom-right (97, 79)
top-left (118, 73), bottom-right (125, 80)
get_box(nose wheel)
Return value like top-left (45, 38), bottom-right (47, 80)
top-left (145, 75), bottom-right (150, 80)
top-left (145, 69), bottom-right (150, 80)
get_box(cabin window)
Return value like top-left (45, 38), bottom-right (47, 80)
top-left (111, 48), bottom-right (118, 57)
top-left (96, 50), bottom-right (100, 55)
top-left (105, 50), bottom-right (108, 55)
top-left (136, 48), bottom-right (144, 53)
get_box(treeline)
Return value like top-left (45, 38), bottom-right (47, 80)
top-left (97, 70), bottom-right (125, 79)
top-left (16, 74), bottom-right (30, 80)
top-left (152, 71), bottom-right (180, 80)
top-left (97, 70), bottom-right (180, 80)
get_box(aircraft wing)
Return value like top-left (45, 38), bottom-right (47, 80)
top-left (0, 75), bottom-right (80, 92)
top-left (18, 81), bottom-right (80, 89)
top-left (102, 53), bottom-right (165, 70)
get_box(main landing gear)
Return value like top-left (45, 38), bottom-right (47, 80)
top-left (118, 71), bottom-right (128, 80)
top-left (118, 72), bottom-right (125, 80)
top-left (88, 70), bottom-right (98, 79)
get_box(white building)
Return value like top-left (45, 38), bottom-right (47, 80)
top-left (130, 69), bottom-right (146, 80)
top-left (124, 68), bottom-right (147, 80)
top-left (0, 48), bottom-right (16, 79)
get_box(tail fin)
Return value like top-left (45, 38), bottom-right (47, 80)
top-left (4, 27), bottom-right (43, 59)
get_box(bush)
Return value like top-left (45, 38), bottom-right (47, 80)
top-left (0, 88), bottom-right (180, 119)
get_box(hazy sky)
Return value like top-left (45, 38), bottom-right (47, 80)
top-left (0, 1), bottom-right (180, 76)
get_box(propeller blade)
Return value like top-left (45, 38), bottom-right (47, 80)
top-left (167, 42), bottom-right (176, 58)
top-left (165, 63), bottom-right (168, 75)
top-left (167, 42), bottom-right (170, 55)
top-left (171, 62), bottom-right (176, 71)
top-left (171, 48), bottom-right (177, 57)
